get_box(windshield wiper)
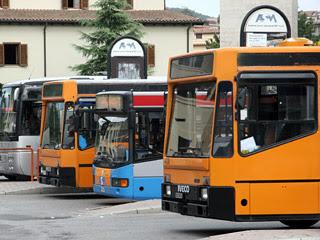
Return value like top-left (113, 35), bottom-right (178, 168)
top-left (174, 147), bottom-right (204, 157)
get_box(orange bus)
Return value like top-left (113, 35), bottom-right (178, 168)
top-left (39, 77), bottom-right (166, 189)
top-left (162, 44), bottom-right (320, 228)
top-left (38, 78), bottom-right (112, 188)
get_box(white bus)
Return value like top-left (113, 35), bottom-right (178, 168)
top-left (0, 76), bottom-right (107, 180)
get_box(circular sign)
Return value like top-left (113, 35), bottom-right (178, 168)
top-left (240, 6), bottom-right (291, 47)
top-left (108, 36), bottom-right (147, 79)
top-left (111, 38), bottom-right (144, 57)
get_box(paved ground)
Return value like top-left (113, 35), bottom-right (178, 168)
top-left (0, 178), bottom-right (319, 240)
top-left (0, 176), bottom-right (89, 195)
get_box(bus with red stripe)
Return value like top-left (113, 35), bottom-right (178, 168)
top-left (93, 81), bottom-right (167, 199)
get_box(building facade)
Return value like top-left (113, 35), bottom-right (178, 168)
top-left (0, 0), bottom-right (201, 83)
top-left (193, 18), bottom-right (219, 51)
top-left (220, 0), bottom-right (298, 47)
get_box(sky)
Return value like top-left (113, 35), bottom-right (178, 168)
top-left (166, 0), bottom-right (320, 17)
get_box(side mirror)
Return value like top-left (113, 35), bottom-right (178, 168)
top-left (13, 88), bottom-right (20, 112)
top-left (13, 88), bottom-right (20, 101)
top-left (237, 88), bottom-right (247, 110)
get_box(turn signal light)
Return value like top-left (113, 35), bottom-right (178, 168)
top-left (111, 178), bottom-right (129, 188)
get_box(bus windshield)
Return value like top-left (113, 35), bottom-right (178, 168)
top-left (95, 115), bottom-right (129, 167)
top-left (167, 82), bottom-right (216, 158)
top-left (0, 87), bottom-right (18, 140)
top-left (42, 102), bottom-right (64, 149)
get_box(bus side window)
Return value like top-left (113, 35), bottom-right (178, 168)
top-left (135, 111), bottom-right (164, 161)
top-left (62, 103), bottom-right (75, 149)
top-left (213, 82), bottom-right (233, 157)
top-left (21, 101), bottom-right (41, 136)
top-left (239, 81), bottom-right (316, 155)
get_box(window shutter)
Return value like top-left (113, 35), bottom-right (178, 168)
top-left (19, 44), bottom-right (28, 67)
top-left (2, 0), bottom-right (9, 8)
top-left (81, 0), bottom-right (88, 9)
top-left (147, 44), bottom-right (155, 66)
top-left (0, 44), bottom-right (4, 66)
top-left (62, 0), bottom-right (68, 9)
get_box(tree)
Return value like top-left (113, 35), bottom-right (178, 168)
top-left (205, 33), bottom-right (220, 49)
top-left (72, 0), bottom-right (143, 75)
top-left (298, 12), bottom-right (319, 42)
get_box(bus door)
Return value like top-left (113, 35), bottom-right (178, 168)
top-left (132, 98), bottom-right (165, 199)
top-left (236, 72), bottom-right (318, 216)
top-left (72, 98), bottom-right (96, 187)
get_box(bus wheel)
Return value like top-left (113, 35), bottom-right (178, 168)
top-left (280, 220), bottom-right (319, 228)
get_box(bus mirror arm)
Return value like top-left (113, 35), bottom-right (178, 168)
top-left (129, 110), bottom-right (136, 130)
top-left (73, 115), bottom-right (80, 131)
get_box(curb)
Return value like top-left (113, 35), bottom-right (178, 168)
top-left (0, 184), bottom-right (92, 195)
top-left (88, 199), bottom-right (162, 216)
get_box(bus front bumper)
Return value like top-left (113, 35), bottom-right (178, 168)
top-left (39, 166), bottom-right (76, 187)
top-left (162, 183), bottom-right (235, 220)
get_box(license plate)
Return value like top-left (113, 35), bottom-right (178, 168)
top-left (175, 192), bottom-right (183, 199)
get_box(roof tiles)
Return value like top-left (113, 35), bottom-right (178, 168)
top-left (0, 9), bottom-right (203, 25)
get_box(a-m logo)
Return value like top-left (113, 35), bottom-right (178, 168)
top-left (119, 42), bottom-right (136, 50)
top-left (256, 14), bottom-right (277, 23)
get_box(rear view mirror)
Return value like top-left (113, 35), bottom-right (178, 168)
top-left (237, 88), bottom-right (247, 110)
top-left (13, 88), bottom-right (20, 101)
top-left (13, 88), bottom-right (20, 112)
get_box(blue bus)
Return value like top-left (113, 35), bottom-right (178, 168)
top-left (93, 81), bottom-right (167, 200)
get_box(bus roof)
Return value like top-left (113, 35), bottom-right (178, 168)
top-left (2, 76), bottom-right (109, 88)
top-left (170, 46), bottom-right (320, 60)
top-left (43, 77), bottom-right (167, 86)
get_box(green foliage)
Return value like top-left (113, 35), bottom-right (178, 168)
top-left (298, 12), bottom-right (320, 42)
top-left (205, 33), bottom-right (220, 49)
top-left (72, 0), bottom-right (144, 75)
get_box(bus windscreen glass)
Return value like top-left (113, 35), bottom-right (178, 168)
top-left (167, 81), bottom-right (216, 158)
top-left (170, 54), bottom-right (213, 79)
top-left (0, 87), bottom-right (18, 139)
top-left (95, 116), bottom-right (129, 167)
top-left (42, 102), bottom-right (64, 149)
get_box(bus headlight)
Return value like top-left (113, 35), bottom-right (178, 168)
top-left (40, 166), bottom-right (46, 175)
top-left (201, 188), bottom-right (208, 200)
top-left (165, 185), bottom-right (172, 196)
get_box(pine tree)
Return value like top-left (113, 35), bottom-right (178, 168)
top-left (298, 12), bottom-right (315, 40)
top-left (72, 0), bottom-right (144, 75)
top-left (205, 33), bottom-right (220, 49)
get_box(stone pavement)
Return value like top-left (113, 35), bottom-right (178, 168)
top-left (0, 179), bottom-right (58, 195)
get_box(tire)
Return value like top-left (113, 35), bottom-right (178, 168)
top-left (280, 220), bottom-right (319, 228)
